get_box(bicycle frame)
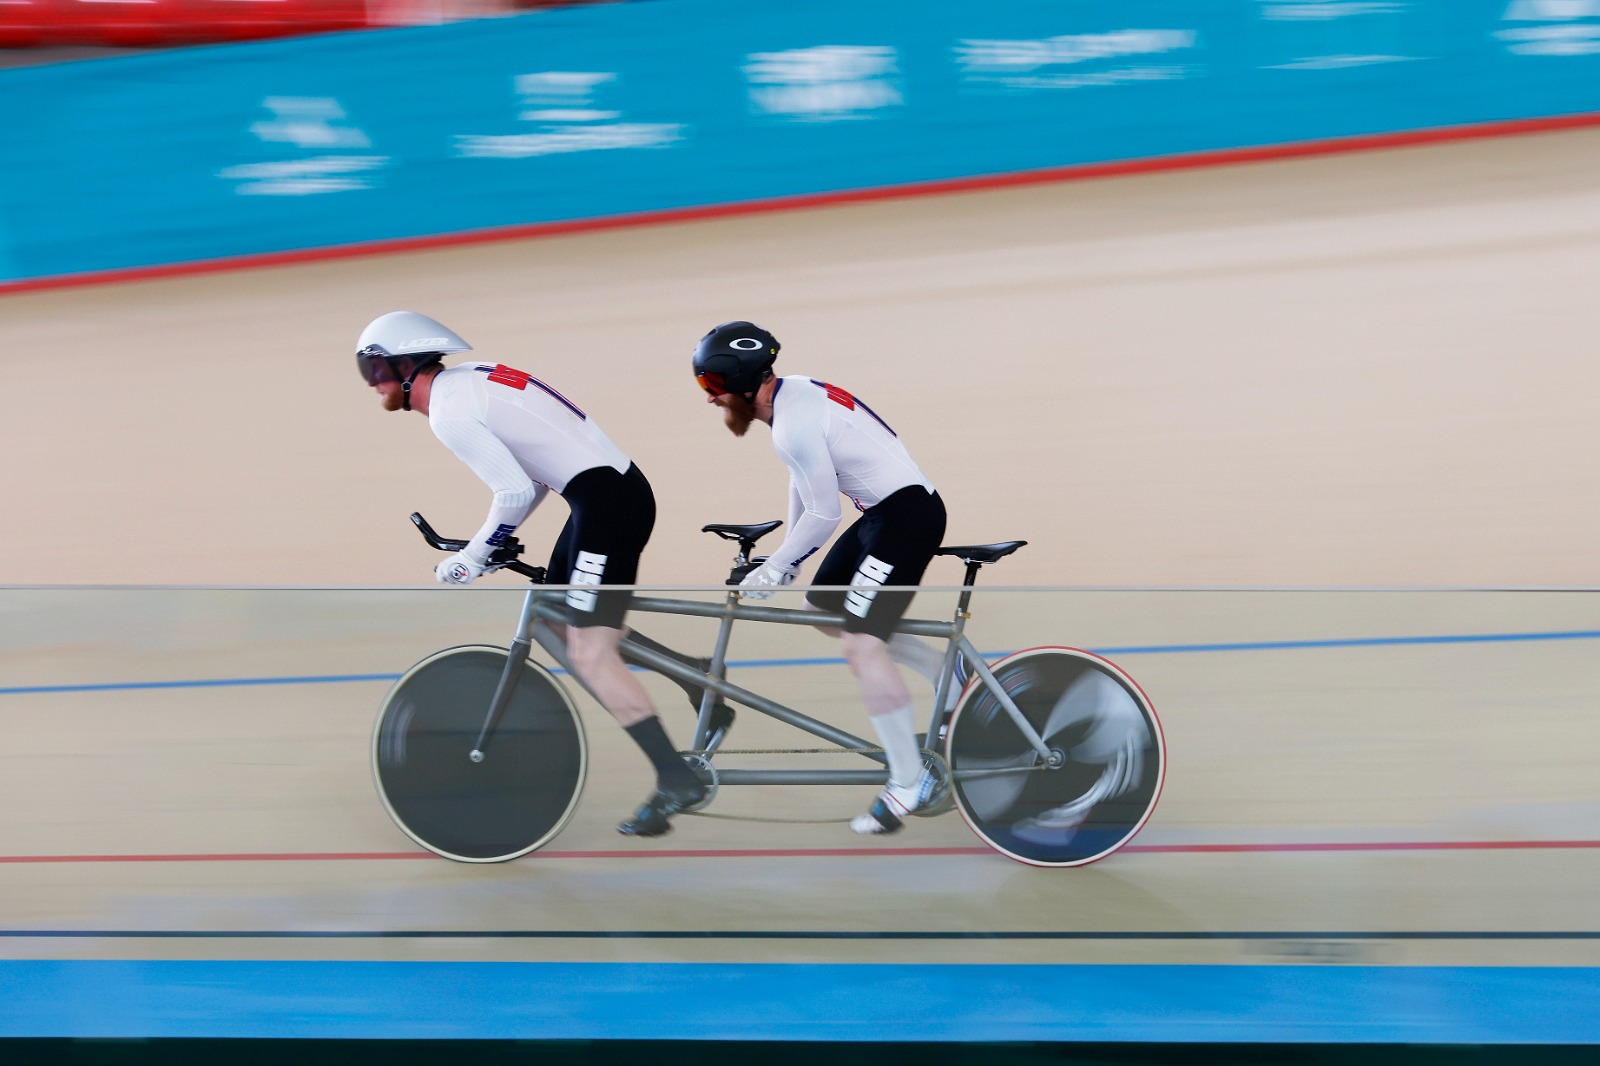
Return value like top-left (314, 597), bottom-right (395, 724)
top-left (470, 580), bottom-right (1056, 787)
top-left (392, 512), bottom-right (1161, 867)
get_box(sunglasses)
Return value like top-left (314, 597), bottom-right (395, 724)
top-left (357, 349), bottom-right (399, 387)
top-left (696, 372), bottom-right (729, 397)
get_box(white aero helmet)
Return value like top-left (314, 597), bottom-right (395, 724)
top-left (355, 311), bottom-right (472, 410)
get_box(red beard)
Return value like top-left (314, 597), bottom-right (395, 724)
top-left (722, 395), bottom-right (756, 437)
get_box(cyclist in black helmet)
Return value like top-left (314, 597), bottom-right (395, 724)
top-left (693, 321), bottom-right (951, 835)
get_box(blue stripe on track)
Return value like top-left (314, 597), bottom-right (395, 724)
top-left (0, 674), bottom-right (402, 695)
top-left (3, 628), bottom-right (1598, 697)
top-left (1, 961), bottom-right (1597, 1041)
top-left (1094, 628), bottom-right (1600, 656)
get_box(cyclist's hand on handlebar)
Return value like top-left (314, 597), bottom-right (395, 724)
top-left (435, 550), bottom-right (491, 585)
top-left (738, 560), bottom-right (796, 600)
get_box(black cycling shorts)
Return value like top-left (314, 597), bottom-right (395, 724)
top-left (547, 462), bottom-right (655, 630)
top-left (805, 486), bottom-right (947, 641)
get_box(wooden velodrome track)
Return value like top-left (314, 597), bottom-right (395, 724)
top-left (1, 127), bottom-right (1598, 1037)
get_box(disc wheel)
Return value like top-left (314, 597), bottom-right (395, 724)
top-left (946, 647), bottom-right (1164, 867)
top-left (372, 645), bottom-right (586, 862)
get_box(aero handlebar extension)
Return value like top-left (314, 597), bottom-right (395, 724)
top-left (410, 512), bottom-right (547, 584)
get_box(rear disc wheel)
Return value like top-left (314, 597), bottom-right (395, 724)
top-left (946, 647), bottom-right (1164, 867)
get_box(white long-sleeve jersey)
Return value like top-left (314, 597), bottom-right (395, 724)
top-left (428, 363), bottom-right (630, 561)
top-left (764, 376), bottom-right (934, 573)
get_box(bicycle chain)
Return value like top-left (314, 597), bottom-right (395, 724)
top-left (684, 746), bottom-right (885, 756)
top-left (683, 810), bottom-right (854, 824)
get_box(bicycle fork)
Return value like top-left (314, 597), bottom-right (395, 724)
top-left (468, 588), bottom-right (543, 763)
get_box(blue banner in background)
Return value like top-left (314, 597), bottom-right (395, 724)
top-left (2, 0), bottom-right (1599, 283)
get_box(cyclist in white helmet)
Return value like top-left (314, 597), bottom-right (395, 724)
top-left (358, 311), bottom-right (726, 837)
top-left (693, 321), bottom-right (950, 836)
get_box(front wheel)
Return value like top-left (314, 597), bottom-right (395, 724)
top-left (946, 647), bottom-right (1164, 867)
top-left (372, 645), bottom-right (587, 862)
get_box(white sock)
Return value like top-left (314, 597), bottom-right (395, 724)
top-left (869, 704), bottom-right (923, 790)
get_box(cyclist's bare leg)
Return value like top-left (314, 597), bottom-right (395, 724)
top-left (840, 630), bottom-right (923, 788)
top-left (804, 602), bottom-right (921, 781)
top-left (801, 607), bottom-right (933, 833)
top-left (839, 630), bottom-right (914, 718)
top-left (805, 602), bottom-right (946, 709)
top-left (564, 624), bottom-right (657, 726)
top-left (566, 624), bottom-right (705, 838)
top-left (560, 619), bottom-right (731, 741)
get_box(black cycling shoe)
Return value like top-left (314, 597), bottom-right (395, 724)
top-left (616, 777), bottom-right (708, 837)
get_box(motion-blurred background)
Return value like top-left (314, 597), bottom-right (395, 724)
top-left (3, 0), bottom-right (1598, 586)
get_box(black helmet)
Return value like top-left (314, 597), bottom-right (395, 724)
top-left (693, 321), bottom-right (779, 398)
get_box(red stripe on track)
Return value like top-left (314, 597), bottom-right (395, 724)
top-left (0, 852), bottom-right (434, 863)
top-left (5, 111), bottom-right (1599, 298)
top-left (2, 840), bottom-right (1598, 863)
top-left (1124, 839), bottom-right (1600, 854)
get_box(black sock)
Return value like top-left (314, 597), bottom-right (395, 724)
top-left (624, 716), bottom-right (698, 788)
top-left (621, 632), bottom-right (712, 705)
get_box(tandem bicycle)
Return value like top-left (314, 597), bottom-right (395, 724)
top-left (372, 515), bottom-right (1165, 867)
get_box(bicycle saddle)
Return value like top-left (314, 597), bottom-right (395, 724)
top-left (935, 541), bottom-right (1028, 564)
top-left (702, 520), bottom-right (782, 543)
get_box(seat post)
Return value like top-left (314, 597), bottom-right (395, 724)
top-left (934, 539), bottom-right (1024, 617)
top-left (955, 559), bottom-right (983, 616)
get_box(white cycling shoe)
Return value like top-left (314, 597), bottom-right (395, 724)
top-left (850, 770), bottom-right (938, 835)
